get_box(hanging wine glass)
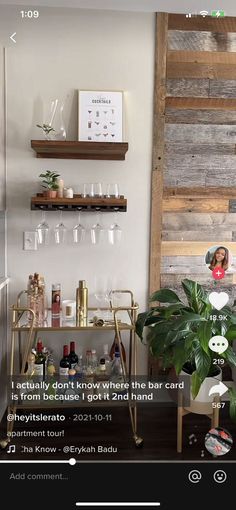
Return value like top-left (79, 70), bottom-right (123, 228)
top-left (35, 211), bottom-right (50, 245)
top-left (108, 213), bottom-right (122, 245)
top-left (90, 212), bottom-right (104, 245)
top-left (73, 212), bottom-right (86, 244)
top-left (54, 210), bottom-right (67, 244)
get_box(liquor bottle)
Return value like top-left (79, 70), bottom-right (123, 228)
top-left (95, 357), bottom-right (109, 400)
top-left (52, 283), bottom-right (61, 318)
top-left (26, 351), bottom-right (36, 376)
top-left (47, 363), bottom-right (57, 400)
top-left (33, 339), bottom-right (46, 378)
top-left (68, 341), bottom-right (78, 369)
top-left (27, 273), bottom-right (46, 326)
top-left (110, 350), bottom-right (124, 382)
top-left (65, 369), bottom-right (77, 399)
top-left (109, 334), bottom-right (126, 363)
top-left (59, 345), bottom-right (70, 376)
top-left (74, 354), bottom-right (83, 378)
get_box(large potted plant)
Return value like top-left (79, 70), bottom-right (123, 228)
top-left (136, 279), bottom-right (236, 420)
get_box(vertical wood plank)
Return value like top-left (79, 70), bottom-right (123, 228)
top-left (149, 12), bottom-right (168, 295)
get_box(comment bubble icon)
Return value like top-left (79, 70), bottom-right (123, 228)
top-left (208, 336), bottom-right (229, 355)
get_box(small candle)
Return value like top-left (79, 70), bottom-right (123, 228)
top-left (57, 178), bottom-right (64, 198)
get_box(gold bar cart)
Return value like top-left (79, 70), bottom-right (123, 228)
top-left (1, 290), bottom-right (144, 449)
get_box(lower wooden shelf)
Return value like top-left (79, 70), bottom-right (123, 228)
top-left (31, 195), bottom-right (127, 212)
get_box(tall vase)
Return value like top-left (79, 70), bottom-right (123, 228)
top-left (44, 99), bottom-right (66, 141)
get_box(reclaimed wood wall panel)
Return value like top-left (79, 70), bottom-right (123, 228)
top-left (163, 212), bottom-right (236, 230)
top-left (164, 187), bottom-right (236, 198)
top-left (161, 273), bottom-right (236, 287)
top-left (209, 80), bottom-right (236, 97)
top-left (165, 108), bottom-right (236, 124)
top-left (164, 156), bottom-right (236, 187)
top-left (165, 142), bottom-right (236, 154)
top-left (167, 62), bottom-right (236, 79)
top-left (163, 198), bottom-right (229, 212)
top-left (168, 30), bottom-right (236, 51)
top-left (165, 124), bottom-right (236, 143)
top-left (166, 96), bottom-right (236, 109)
top-left (166, 79), bottom-right (209, 96)
top-left (162, 230), bottom-right (233, 241)
top-left (161, 255), bottom-right (236, 273)
top-left (149, 12), bottom-right (168, 294)
top-left (162, 241), bottom-right (236, 256)
top-left (168, 50), bottom-right (236, 64)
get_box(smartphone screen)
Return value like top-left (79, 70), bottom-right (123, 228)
top-left (0, 2), bottom-right (235, 508)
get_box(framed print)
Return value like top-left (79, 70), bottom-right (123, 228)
top-left (78, 90), bottom-right (123, 142)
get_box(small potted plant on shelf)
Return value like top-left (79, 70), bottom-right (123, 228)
top-left (136, 278), bottom-right (236, 421)
top-left (39, 171), bottom-right (60, 198)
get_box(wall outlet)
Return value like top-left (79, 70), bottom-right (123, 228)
top-left (23, 231), bottom-right (38, 251)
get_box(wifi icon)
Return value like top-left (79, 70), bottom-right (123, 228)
top-left (200, 10), bottom-right (209, 17)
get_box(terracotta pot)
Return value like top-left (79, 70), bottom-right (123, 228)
top-left (45, 190), bottom-right (57, 198)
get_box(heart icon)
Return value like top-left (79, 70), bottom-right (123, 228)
top-left (209, 292), bottom-right (229, 311)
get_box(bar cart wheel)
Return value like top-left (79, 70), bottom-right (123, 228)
top-left (134, 435), bottom-right (144, 447)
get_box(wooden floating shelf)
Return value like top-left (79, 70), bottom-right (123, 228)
top-left (31, 195), bottom-right (127, 212)
top-left (31, 140), bottom-right (129, 160)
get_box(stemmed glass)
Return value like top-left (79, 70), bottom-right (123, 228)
top-left (36, 211), bottom-right (50, 245)
top-left (94, 276), bottom-right (107, 318)
top-left (91, 212), bottom-right (104, 244)
top-left (108, 213), bottom-right (122, 245)
top-left (73, 212), bottom-right (86, 244)
top-left (54, 210), bottom-right (67, 244)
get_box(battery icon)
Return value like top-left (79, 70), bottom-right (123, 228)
top-left (211, 10), bottom-right (225, 17)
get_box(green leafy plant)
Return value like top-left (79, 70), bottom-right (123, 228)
top-left (36, 123), bottom-right (55, 135)
top-left (136, 279), bottom-right (236, 420)
top-left (39, 171), bottom-right (60, 190)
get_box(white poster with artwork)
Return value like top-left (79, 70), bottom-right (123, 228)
top-left (78, 90), bottom-right (123, 142)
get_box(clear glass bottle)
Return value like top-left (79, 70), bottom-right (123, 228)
top-left (110, 350), bottom-right (124, 383)
top-left (91, 349), bottom-right (98, 372)
top-left (75, 354), bottom-right (83, 378)
top-left (103, 344), bottom-right (111, 373)
top-left (85, 349), bottom-right (92, 372)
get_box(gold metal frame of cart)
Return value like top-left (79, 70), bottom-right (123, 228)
top-left (1, 289), bottom-right (143, 448)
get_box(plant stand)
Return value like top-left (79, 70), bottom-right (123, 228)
top-left (177, 391), bottom-right (220, 453)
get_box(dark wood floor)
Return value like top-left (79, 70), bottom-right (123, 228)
top-left (0, 403), bottom-right (235, 461)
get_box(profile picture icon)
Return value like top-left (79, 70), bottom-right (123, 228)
top-left (205, 427), bottom-right (233, 456)
top-left (205, 245), bottom-right (231, 273)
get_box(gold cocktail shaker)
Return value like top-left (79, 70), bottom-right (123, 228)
top-left (76, 280), bottom-right (88, 325)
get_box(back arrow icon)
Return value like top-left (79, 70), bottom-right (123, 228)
top-left (10, 32), bottom-right (16, 43)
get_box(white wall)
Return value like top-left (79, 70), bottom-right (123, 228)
top-left (3, 7), bottom-right (154, 372)
top-left (0, 47), bottom-right (5, 212)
